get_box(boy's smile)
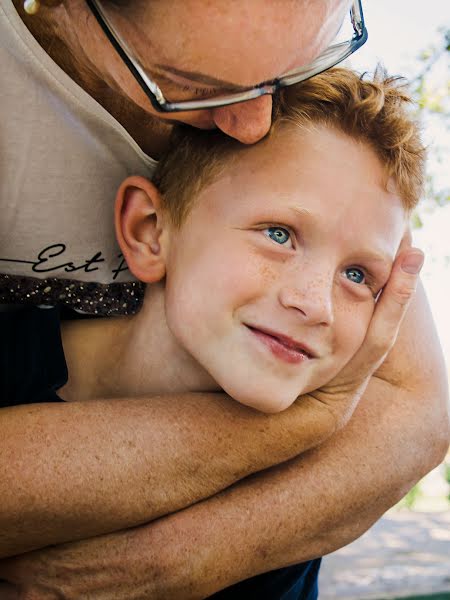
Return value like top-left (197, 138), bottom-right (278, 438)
top-left (244, 325), bottom-right (315, 364)
top-left (162, 124), bottom-right (407, 412)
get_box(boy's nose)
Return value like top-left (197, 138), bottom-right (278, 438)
top-left (212, 95), bottom-right (273, 144)
top-left (278, 276), bottom-right (334, 327)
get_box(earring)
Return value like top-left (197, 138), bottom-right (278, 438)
top-left (23, 0), bottom-right (41, 14)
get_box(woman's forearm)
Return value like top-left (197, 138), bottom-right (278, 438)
top-left (2, 371), bottom-right (447, 599)
top-left (130, 375), bottom-right (449, 599)
top-left (0, 389), bottom-right (337, 558)
top-left (0, 264), bottom-right (433, 557)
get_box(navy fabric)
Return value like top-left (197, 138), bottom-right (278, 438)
top-left (209, 558), bottom-right (321, 599)
top-left (0, 306), bottom-right (67, 406)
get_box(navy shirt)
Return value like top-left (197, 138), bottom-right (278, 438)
top-left (0, 306), bottom-right (67, 406)
top-left (210, 558), bottom-right (321, 599)
top-left (0, 306), bottom-right (321, 599)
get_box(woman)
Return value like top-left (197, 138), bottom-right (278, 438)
top-left (0, 1), bottom-right (448, 598)
top-left (0, 0), bottom-right (357, 314)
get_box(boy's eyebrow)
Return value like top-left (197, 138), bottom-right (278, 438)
top-left (153, 64), bottom-right (251, 92)
top-left (356, 251), bottom-right (393, 266)
top-left (287, 205), bottom-right (394, 266)
top-left (287, 205), bottom-right (314, 219)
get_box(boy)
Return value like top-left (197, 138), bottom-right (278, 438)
top-left (0, 69), bottom-right (426, 591)
top-left (59, 68), bottom-right (424, 415)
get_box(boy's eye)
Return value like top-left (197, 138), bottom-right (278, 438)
top-left (264, 227), bottom-right (292, 246)
top-left (344, 267), bottom-right (366, 285)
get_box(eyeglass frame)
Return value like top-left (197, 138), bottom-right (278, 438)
top-left (86, 0), bottom-right (368, 113)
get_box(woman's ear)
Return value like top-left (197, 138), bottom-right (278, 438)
top-left (115, 176), bottom-right (168, 283)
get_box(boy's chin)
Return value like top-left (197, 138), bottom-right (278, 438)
top-left (212, 367), bottom-right (313, 414)
top-left (226, 386), bottom-right (300, 415)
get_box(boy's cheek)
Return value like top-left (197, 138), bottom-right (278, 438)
top-left (336, 308), bottom-right (373, 362)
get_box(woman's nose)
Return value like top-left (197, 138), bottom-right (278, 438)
top-left (212, 95), bottom-right (273, 144)
top-left (278, 275), bottom-right (334, 327)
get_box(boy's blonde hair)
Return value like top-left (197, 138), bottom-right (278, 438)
top-left (153, 68), bottom-right (425, 227)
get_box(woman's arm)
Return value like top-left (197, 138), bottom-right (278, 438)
top-left (0, 390), bottom-right (338, 558)
top-left (1, 281), bottom-right (447, 599)
top-left (0, 249), bottom-right (426, 557)
top-left (132, 278), bottom-right (450, 597)
top-left (132, 373), bottom-right (448, 599)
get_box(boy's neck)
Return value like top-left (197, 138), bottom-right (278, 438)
top-left (59, 282), bottom-right (219, 402)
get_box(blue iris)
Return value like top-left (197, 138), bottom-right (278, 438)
top-left (266, 227), bottom-right (290, 245)
top-left (345, 267), bottom-right (365, 284)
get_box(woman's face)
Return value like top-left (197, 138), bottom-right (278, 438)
top-left (83, 0), bottom-right (349, 143)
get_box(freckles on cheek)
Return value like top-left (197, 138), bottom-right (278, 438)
top-left (244, 244), bottom-right (279, 282)
top-left (257, 262), bottom-right (278, 286)
top-left (242, 258), bottom-right (278, 297)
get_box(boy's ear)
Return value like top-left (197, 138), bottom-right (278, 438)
top-left (115, 176), bottom-right (168, 283)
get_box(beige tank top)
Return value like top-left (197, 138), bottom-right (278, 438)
top-left (0, 0), bottom-right (157, 314)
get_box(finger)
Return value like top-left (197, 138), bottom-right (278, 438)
top-left (399, 227), bottom-right (412, 250)
top-left (309, 247), bottom-right (424, 425)
top-left (328, 248), bottom-right (424, 391)
top-left (355, 248), bottom-right (424, 374)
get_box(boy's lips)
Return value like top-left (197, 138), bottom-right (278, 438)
top-left (245, 325), bottom-right (317, 364)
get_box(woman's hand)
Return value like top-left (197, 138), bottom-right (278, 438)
top-left (0, 526), bottom-right (165, 600)
top-left (305, 245), bottom-right (424, 431)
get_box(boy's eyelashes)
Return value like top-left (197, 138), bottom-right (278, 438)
top-left (254, 223), bottom-right (298, 246)
top-left (343, 266), bottom-right (366, 285)
top-left (247, 222), bottom-right (389, 293)
top-left (344, 266), bottom-right (391, 299)
top-left (341, 266), bottom-right (379, 295)
top-left (254, 224), bottom-right (385, 294)
top-left (263, 226), bottom-right (294, 248)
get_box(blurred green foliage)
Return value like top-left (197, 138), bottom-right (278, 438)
top-left (397, 482), bottom-right (423, 509)
top-left (396, 455), bottom-right (450, 511)
top-left (410, 29), bottom-right (450, 226)
top-left (445, 462), bottom-right (450, 503)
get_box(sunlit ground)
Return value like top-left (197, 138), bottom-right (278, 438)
top-left (319, 455), bottom-right (450, 598)
top-left (319, 507), bottom-right (450, 599)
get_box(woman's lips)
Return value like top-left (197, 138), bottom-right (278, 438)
top-left (246, 325), bottom-right (313, 365)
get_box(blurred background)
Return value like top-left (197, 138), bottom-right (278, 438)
top-left (319, 1), bottom-right (450, 598)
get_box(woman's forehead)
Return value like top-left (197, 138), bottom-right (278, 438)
top-left (120, 0), bottom-right (348, 86)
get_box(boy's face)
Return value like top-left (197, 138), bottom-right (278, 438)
top-left (163, 125), bottom-right (407, 412)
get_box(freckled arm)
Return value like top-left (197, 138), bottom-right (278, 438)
top-left (0, 376), bottom-right (339, 558)
top-left (1, 279), bottom-right (448, 598)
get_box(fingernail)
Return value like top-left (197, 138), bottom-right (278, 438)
top-left (401, 251), bottom-right (424, 274)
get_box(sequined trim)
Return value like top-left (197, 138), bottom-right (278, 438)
top-left (0, 273), bottom-right (144, 316)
